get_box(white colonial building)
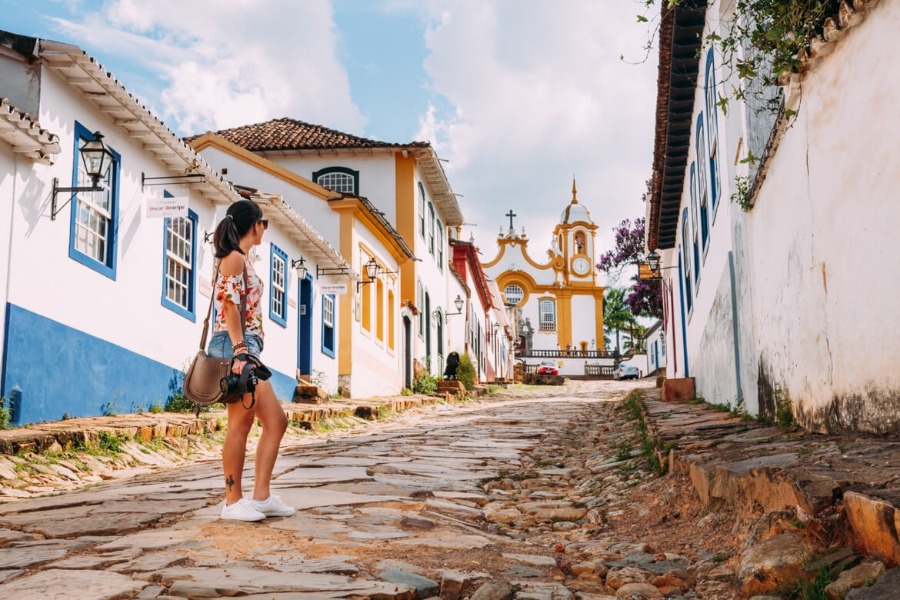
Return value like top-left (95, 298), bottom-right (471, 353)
top-left (190, 132), bottom-right (413, 398)
top-left (195, 119), bottom-right (467, 390)
top-left (646, 0), bottom-right (900, 433)
top-left (0, 29), bottom-right (348, 424)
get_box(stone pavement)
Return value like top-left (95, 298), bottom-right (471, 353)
top-left (641, 388), bottom-right (900, 598)
top-left (1, 381), bottom-right (899, 598)
top-left (0, 381), bottom-right (641, 599)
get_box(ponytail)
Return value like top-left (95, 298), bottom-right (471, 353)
top-left (213, 200), bottom-right (263, 258)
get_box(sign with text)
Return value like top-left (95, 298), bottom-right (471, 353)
top-left (146, 195), bottom-right (188, 219)
top-left (319, 283), bottom-right (348, 295)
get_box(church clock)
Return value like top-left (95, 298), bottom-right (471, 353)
top-left (572, 256), bottom-right (591, 276)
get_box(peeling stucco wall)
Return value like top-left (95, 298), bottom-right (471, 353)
top-left (746, 0), bottom-right (900, 433)
top-left (692, 266), bottom-right (739, 406)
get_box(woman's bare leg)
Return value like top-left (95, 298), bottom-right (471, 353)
top-left (251, 381), bottom-right (287, 501)
top-left (222, 400), bottom-right (257, 505)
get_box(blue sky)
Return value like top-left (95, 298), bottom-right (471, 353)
top-left (2, 0), bottom-right (659, 268)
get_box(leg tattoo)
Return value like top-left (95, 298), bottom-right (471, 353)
top-left (226, 474), bottom-right (235, 491)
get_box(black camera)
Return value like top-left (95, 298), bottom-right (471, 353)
top-left (220, 368), bottom-right (258, 396)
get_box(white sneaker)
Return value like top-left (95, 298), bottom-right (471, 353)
top-left (250, 495), bottom-right (295, 517)
top-left (220, 498), bottom-right (266, 522)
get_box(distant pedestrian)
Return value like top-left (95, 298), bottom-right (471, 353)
top-left (208, 200), bottom-right (295, 521)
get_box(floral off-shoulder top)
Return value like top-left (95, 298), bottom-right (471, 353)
top-left (213, 254), bottom-right (264, 337)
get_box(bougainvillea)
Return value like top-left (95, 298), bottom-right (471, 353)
top-left (596, 216), bottom-right (662, 319)
top-left (597, 218), bottom-right (646, 278)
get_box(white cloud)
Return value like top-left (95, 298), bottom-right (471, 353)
top-left (54, 0), bottom-right (366, 136)
top-left (412, 0), bottom-right (658, 261)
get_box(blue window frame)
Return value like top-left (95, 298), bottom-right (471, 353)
top-left (312, 166), bottom-right (359, 196)
top-left (705, 49), bottom-right (721, 211)
top-left (322, 293), bottom-right (335, 358)
top-left (161, 201), bottom-right (198, 321)
top-left (269, 243), bottom-right (288, 327)
top-left (68, 121), bottom-right (120, 279)
top-left (696, 115), bottom-right (710, 252)
top-left (681, 208), bottom-right (692, 314)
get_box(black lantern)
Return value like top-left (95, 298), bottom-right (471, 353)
top-left (51, 131), bottom-right (115, 220)
top-left (646, 250), bottom-right (661, 274)
top-left (291, 256), bottom-right (307, 279)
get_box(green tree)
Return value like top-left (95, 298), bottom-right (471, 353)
top-left (603, 287), bottom-right (637, 354)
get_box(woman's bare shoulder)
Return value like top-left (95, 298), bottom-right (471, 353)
top-left (219, 251), bottom-right (245, 276)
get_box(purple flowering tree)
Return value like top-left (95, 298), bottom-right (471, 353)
top-left (596, 216), bottom-right (662, 319)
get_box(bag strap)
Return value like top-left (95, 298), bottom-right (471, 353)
top-left (198, 255), bottom-right (249, 351)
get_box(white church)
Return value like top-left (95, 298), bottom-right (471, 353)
top-left (482, 182), bottom-right (606, 363)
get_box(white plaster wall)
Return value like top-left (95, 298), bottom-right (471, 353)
top-left (0, 150), bottom-right (18, 362)
top-left (274, 154), bottom-right (398, 224)
top-left (196, 146), bottom-right (340, 245)
top-left (446, 277), bottom-right (468, 355)
top-left (3, 67), bottom-right (342, 399)
top-left (570, 293), bottom-right (597, 349)
top-left (646, 325), bottom-right (666, 373)
top-left (746, 0), bottom-right (900, 432)
top-left (17, 71), bottom-right (220, 373)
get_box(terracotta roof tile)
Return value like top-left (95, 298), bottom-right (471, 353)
top-left (196, 118), bottom-right (430, 152)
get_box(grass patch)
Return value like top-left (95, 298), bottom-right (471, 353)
top-left (781, 566), bottom-right (834, 600)
top-left (619, 390), bottom-right (664, 475)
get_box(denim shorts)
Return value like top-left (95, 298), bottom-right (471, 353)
top-left (207, 331), bottom-right (263, 359)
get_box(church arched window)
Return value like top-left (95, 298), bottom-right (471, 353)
top-left (574, 231), bottom-right (586, 254)
top-left (503, 284), bottom-right (524, 305)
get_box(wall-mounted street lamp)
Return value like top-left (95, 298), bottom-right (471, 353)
top-left (356, 258), bottom-right (380, 292)
top-left (433, 295), bottom-right (465, 325)
top-left (291, 256), bottom-right (307, 279)
top-left (51, 131), bottom-right (115, 220)
top-left (643, 249), bottom-right (679, 279)
top-left (647, 250), bottom-right (661, 275)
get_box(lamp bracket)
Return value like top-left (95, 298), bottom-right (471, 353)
top-left (317, 266), bottom-right (351, 279)
top-left (51, 177), bottom-right (104, 220)
top-left (141, 172), bottom-right (206, 190)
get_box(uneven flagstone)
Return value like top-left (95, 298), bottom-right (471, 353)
top-left (4, 380), bottom-right (897, 598)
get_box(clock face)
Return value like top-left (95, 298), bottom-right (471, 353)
top-left (572, 257), bottom-right (591, 275)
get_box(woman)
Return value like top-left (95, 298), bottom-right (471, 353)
top-left (209, 200), bottom-right (294, 521)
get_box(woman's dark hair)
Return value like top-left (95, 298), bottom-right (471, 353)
top-left (213, 200), bottom-right (263, 258)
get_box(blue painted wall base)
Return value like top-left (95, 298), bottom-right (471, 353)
top-left (1, 304), bottom-right (293, 426)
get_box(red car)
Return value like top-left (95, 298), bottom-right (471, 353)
top-left (537, 360), bottom-right (559, 376)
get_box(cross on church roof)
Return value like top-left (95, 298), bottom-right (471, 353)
top-left (505, 209), bottom-right (517, 230)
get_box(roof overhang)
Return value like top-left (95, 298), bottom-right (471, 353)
top-left (647, 0), bottom-right (707, 251)
top-left (0, 98), bottom-right (60, 164)
top-left (250, 192), bottom-right (356, 277)
top-left (27, 35), bottom-right (242, 206)
top-left (411, 146), bottom-right (463, 227)
top-left (329, 196), bottom-right (416, 263)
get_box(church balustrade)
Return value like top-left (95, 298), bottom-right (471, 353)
top-left (517, 349), bottom-right (618, 359)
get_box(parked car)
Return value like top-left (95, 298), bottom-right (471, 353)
top-left (615, 363), bottom-right (640, 380)
top-left (537, 360), bottom-right (559, 376)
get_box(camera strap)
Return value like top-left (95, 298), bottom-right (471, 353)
top-left (231, 353), bottom-right (257, 410)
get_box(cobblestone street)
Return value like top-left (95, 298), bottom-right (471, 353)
top-left (3, 380), bottom-right (898, 599)
top-left (0, 380), bottom-right (729, 599)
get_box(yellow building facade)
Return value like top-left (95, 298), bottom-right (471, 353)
top-left (483, 183), bottom-right (605, 354)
